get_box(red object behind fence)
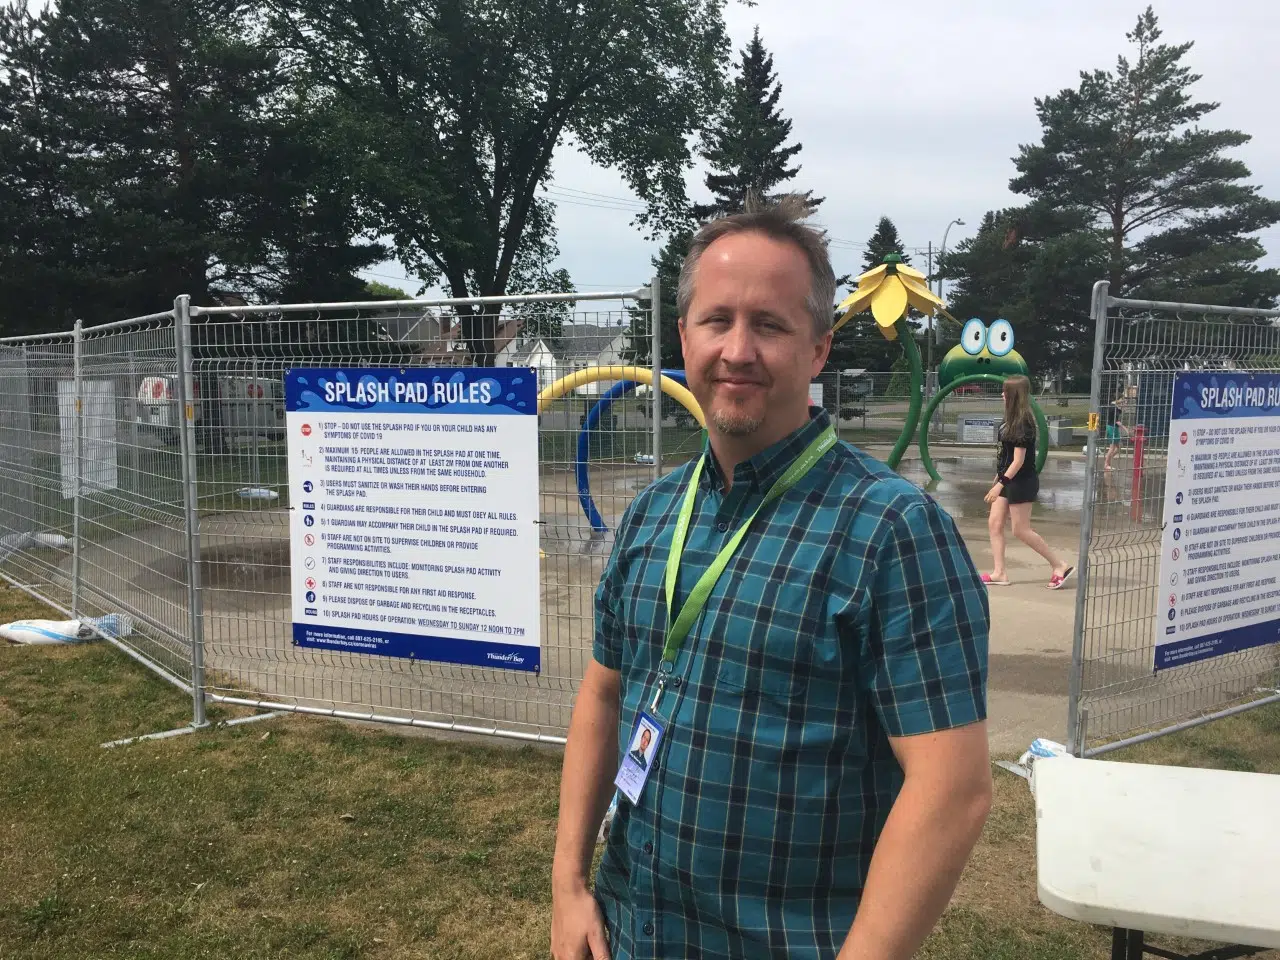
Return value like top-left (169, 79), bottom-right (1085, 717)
top-left (1130, 425), bottom-right (1146, 522)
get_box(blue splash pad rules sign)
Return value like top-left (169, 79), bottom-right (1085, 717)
top-left (285, 368), bottom-right (541, 672)
top-left (1155, 371), bottom-right (1280, 670)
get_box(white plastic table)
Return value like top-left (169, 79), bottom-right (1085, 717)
top-left (1034, 758), bottom-right (1280, 960)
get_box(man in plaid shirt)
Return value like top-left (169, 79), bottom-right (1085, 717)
top-left (552, 195), bottom-right (991, 960)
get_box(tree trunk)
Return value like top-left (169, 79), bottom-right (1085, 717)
top-left (460, 305), bottom-right (499, 367)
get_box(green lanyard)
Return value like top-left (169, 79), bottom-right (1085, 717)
top-left (660, 425), bottom-right (837, 671)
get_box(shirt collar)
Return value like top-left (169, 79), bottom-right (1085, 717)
top-left (703, 407), bottom-right (833, 493)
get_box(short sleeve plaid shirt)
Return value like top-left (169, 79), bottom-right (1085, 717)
top-left (592, 409), bottom-right (989, 960)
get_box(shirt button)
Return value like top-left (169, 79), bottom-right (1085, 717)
top-left (671, 676), bottom-right (682, 689)
top-left (643, 921), bottom-right (655, 936)
top-left (717, 521), bottom-right (728, 532)
top-left (643, 840), bottom-right (654, 854)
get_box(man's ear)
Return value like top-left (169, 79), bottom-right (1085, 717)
top-left (811, 330), bottom-right (833, 377)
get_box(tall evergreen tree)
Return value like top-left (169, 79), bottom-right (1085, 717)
top-left (693, 27), bottom-right (818, 220)
top-left (0, 0), bottom-right (384, 335)
top-left (630, 27), bottom-right (818, 369)
top-left (860, 217), bottom-right (910, 273)
top-left (1012, 6), bottom-right (1280, 305)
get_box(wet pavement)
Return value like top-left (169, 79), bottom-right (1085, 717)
top-left (894, 452), bottom-right (1088, 520)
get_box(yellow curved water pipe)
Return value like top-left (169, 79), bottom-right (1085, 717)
top-left (536, 365), bottom-right (705, 426)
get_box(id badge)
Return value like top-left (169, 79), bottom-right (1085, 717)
top-left (614, 710), bottom-right (665, 805)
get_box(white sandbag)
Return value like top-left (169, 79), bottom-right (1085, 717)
top-left (236, 487), bottom-right (279, 501)
top-left (0, 613), bottom-right (133, 645)
top-left (0, 619), bottom-right (94, 645)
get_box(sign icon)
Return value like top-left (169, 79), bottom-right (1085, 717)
top-left (303, 533), bottom-right (316, 547)
top-left (301, 423), bottom-right (312, 437)
top-left (304, 557), bottom-right (316, 570)
top-left (304, 515), bottom-right (315, 527)
top-left (1173, 528), bottom-right (1181, 541)
top-left (1175, 492), bottom-right (1184, 505)
top-left (303, 480), bottom-right (314, 494)
top-left (305, 590), bottom-right (317, 603)
top-left (1168, 607), bottom-right (1176, 621)
top-left (305, 577), bottom-right (317, 590)
top-left (1172, 547), bottom-right (1181, 561)
top-left (1171, 572), bottom-right (1179, 586)
top-left (1180, 431), bottom-right (1188, 445)
top-left (1169, 593), bottom-right (1177, 607)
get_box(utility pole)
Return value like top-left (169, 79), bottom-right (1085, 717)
top-left (937, 218), bottom-right (964, 351)
top-left (925, 241), bottom-right (934, 391)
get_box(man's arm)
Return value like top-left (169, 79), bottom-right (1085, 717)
top-left (551, 659), bottom-right (621, 960)
top-left (836, 723), bottom-right (992, 960)
top-left (843, 495), bottom-right (992, 959)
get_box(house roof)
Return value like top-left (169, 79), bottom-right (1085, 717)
top-left (549, 324), bottom-right (627, 362)
top-left (382, 309), bottom-right (522, 361)
top-left (506, 338), bottom-right (551, 365)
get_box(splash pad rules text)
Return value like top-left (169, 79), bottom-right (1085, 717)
top-left (285, 368), bottom-right (540, 672)
top-left (1156, 371), bottom-right (1280, 670)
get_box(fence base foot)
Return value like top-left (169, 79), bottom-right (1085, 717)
top-left (100, 711), bottom-right (283, 749)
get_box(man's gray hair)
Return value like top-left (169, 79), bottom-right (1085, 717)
top-left (676, 192), bottom-right (837, 338)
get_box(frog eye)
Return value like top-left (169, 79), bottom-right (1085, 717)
top-left (988, 319), bottom-right (1015, 357)
top-left (961, 319), bottom-right (987, 356)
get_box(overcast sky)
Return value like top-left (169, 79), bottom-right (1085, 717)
top-left (359, 0), bottom-right (1280, 300)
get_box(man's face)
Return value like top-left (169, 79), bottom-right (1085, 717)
top-left (639, 729), bottom-right (652, 751)
top-left (680, 231), bottom-right (831, 441)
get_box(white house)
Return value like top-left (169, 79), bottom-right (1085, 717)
top-left (500, 338), bottom-right (559, 392)
top-left (498, 323), bottom-right (632, 395)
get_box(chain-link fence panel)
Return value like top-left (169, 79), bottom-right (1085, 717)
top-left (173, 288), bottom-right (659, 742)
top-left (1069, 282), bottom-right (1280, 755)
top-left (0, 335), bottom-right (76, 610)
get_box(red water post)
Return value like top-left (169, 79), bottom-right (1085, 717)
top-left (1130, 425), bottom-right (1146, 522)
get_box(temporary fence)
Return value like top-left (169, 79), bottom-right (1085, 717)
top-left (0, 284), bottom-right (672, 744)
top-left (1068, 281), bottom-right (1280, 756)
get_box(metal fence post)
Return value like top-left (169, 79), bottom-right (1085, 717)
top-left (650, 273), bottom-right (663, 481)
top-left (1067, 280), bottom-right (1110, 756)
top-left (70, 319), bottom-right (84, 617)
top-left (173, 295), bottom-right (208, 728)
top-left (251, 356), bottom-right (261, 488)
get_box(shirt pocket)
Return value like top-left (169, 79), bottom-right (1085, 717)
top-left (712, 600), bottom-right (815, 702)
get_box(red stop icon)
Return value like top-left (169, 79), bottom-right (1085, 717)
top-left (305, 577), bottom-right (316, 590)
top-left (301, 423), bottom-right (312, 437)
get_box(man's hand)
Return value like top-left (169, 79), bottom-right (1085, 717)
top-left (550, 659), bottom-right (621, 960)
top-left (551, 879), bottom-right (611, 960)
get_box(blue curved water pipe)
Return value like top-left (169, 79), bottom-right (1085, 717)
top-left (576, 370), bottom-right (687, 534)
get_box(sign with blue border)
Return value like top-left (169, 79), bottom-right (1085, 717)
top-left (1155, 372), bottom-right (1280, 670)
top-left (286, 368), bottom-right (541, 672)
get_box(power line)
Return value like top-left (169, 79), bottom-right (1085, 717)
top-left (546, 185), bottom-right (647, 208)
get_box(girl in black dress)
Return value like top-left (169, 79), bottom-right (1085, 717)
top-left (981, 375), bottom-right (1074, 589)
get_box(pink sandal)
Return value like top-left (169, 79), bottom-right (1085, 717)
top-left (981, 573), bottom-right (1010, 586)
top-left (1049, 567), bottom-right (1075, 590)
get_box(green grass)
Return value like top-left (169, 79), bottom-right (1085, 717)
top-left (1, 585), bottom-right (1277, 959)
